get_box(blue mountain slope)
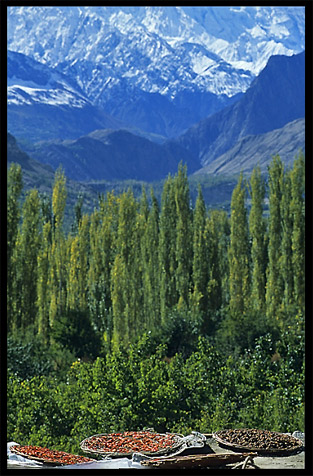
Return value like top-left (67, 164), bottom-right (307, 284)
top-left (171, 51), bottom-right (305, 167)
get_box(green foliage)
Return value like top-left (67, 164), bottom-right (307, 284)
top-left (290, 152), bottom-right (305, 314)
top-left (266, 155), bottom-right (285, 324)
top-left (205, 210), bottom-right (230, 319)
top-left (249, 166), bottom-right (267, 312)
top-left (7, 326), bottom-right (75, 380)
top-left (7, 156), bottom-right (305, 451)
top-left (228, 172), bottom-right (250, 316)
top-left (159, 174), bottom-right (178, 318)
top-left (7, 163), bottom-right (23, 268)
top-left (10, 188), bottom-right (41, 331)
top-left (7, 332), bottom-right (304, 452)
top-left (149, 309), bottom-right (203, 359)
top-left (51, 310), bottom-right (101, 359)
top-left (192, 184), bottom-right (209, 313)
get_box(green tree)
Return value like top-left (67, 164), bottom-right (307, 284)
top-left (66, 234), bottom-right (80, 311)
top-left (290, 152), bottom-right (305, 315)
top-left (7, 163), bottom-right (23, 331)
top-left (37, 222), bottom-right (52, 343)
top-left (71, 192), bottom-right (84, 234)
top-left (88, 210), bottom-right (110, 339)
top-left (266, 155), bottom-right (285, 325)
top-left (111, 252), bottom-right (128, 349)
top-left (7, 163), bottom-right (23, 268)
top-left (174, 164), bottom-right (193, 310)
top-left (191, 184), bottom-right (209, 313)
top-left (128, 193), bottom-right (145, 339)
top-left (111, 190), bottom-right (139, 347)
top-left (202, 209), bottom-right (230, 337)
top-left (77, 214), bottom-right (89, 311)
top-left (11, 189), bottom-right (41, 331)
top-left (141, 188), bottom-right (161, 331)
top-left (249, 166), bottom-right (267, 313)
top-left (39, 192), bottom-right (53, 226)
top-left (52, 167), bottom-right (67, 231)
top-left (159, 175), bottom-right (177, 320)
top-left (280, 170), bottom-right (294, 318)
top-left (49, 168), bottom-right (67, 328)
top-left (228, 173), bottom-right (250, 316)
top-left (51, 310), bottom-right (101, 359)
top-left (65, 215), bottom-right (91, 354)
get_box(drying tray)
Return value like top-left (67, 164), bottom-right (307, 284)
top-left (212, 429), bottom-right (304, 455)
top-left (80, 430), bottom-right (184, 457)
top-left (140, 452), bottom-right (257, 469)
top-left (10, 444), bottom-right (96, 466)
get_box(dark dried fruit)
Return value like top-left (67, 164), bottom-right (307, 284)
top-left (213, 429), bottom-right (304, 454)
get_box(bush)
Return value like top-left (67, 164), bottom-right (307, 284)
top-left (7, 332), bottom-right (304, 453)
top-left (7, 327), bottom-right (75, 380)
top-left (149, 309), bottom-right (203, 359)
top-left (51, 310), bottom-right (102, 359)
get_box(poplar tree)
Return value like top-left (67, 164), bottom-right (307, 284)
top-left (111, 252), bottom-right (128, 348)
top-left (49, 168), bottom-right (67, 328)
top-left (12, 189), bottom-right (41, 331)
top-left (174, 163), bottom-right (193, 309)
top-left (192, 184), bottom-right (208, 313)
top-left (7, 163), bottom-right (23, 331)
top-left (39, 192), bottom-right (53, 226)
top-left (228, 173), bottom-right (250, 316)
top-left (280, 171), bottom-right (294, 316)
top-left (7, 163), bottom-right (23, 269)
top-left (266, 155), bottom-right (285, 324)
top-left (290, 152), bottom-right (305, 315)
top-left (88, 209), bottom-right (101, 325)
top-left (66, 213), bottom-right (89, 313)
top-left (127, 190), bottom-right (145, 339)
top-left (77, 214), bottom-right (90, 311)
top-left (111, 190), bottom-right (138, 346)
top-left (206, 210), bottom-right (229, 315)
top-left (141, 188), bottom-right (160, 330)
top-left (37, 221), bottom-right (52, 342)
top-left (88, 192), bottom-right (118, 343)
top-left (71, 192), bottom-right (84, 234)
top-left (139, 186), bottom-right (149, 222)
top-left (66, 234), bottom-right (80, 311)
top-left (88, 210), bottom-right (110, 335)
top-left (159, 175), bottom-right (177, 320)
top-left (249, 166), bottom-right (266, 313)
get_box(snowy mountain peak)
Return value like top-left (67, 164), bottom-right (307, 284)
top-left (7, 6), bottom-right (305, 141)
top-left (7, 50), bottom-right (88, 108)
top-left (8, 6), bottom-right (304, 100)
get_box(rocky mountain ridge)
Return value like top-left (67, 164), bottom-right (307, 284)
top-left (171, 51), bottom-right (305, 167)
top-left (7, 6), bottom-right (305, 181)
top-left (8, 6), bottom-right (304, 138)
top-left (194, 118), bottom-right (305, 176)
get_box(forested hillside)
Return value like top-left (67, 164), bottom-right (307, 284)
top-left (7, 156), bottom-right (305, 454)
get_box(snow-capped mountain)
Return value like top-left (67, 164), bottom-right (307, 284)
top-left (8, 6), bottom-right (304, 103)
top-left (7, 6), bottom-right (305, 181)
top-left (7, 50), bottom-right (126, 142)
top-left (18, 50), bottom-right (304, 184)
top-left (8, 50), bottom-right (88, 108)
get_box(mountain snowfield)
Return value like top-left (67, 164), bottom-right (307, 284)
top-left (7, 51), bottom-right (89, 108)
top-left (7, 6), bottom-right (304, 100)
